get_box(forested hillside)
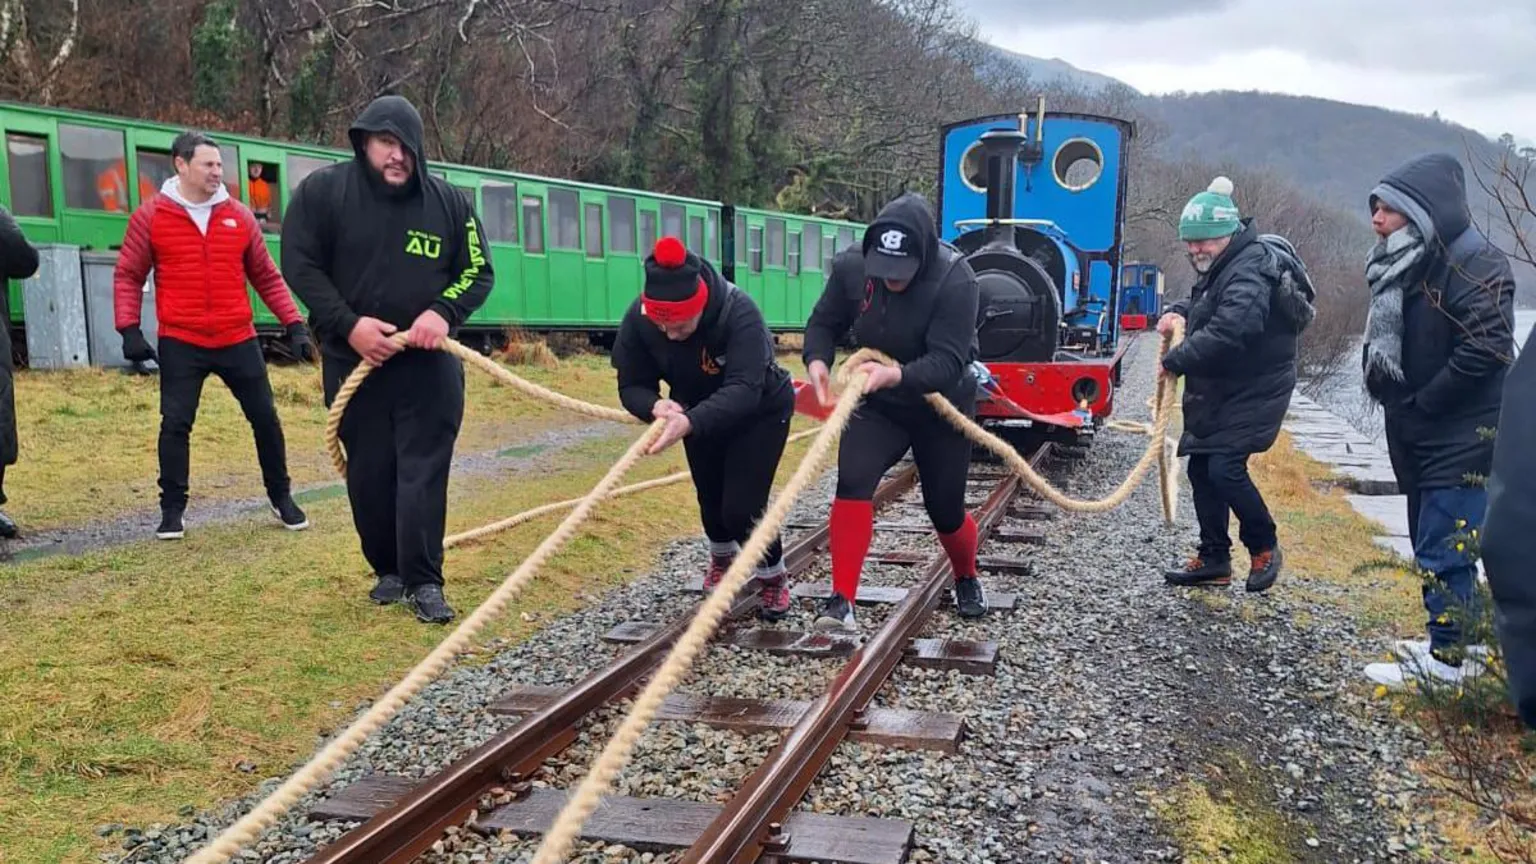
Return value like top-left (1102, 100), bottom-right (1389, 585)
top-left (0, 0), bottom-right (1528, 381)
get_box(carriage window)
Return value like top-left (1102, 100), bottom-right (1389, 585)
top-left (735, 213), bottom-right (747, 264)
top-left (285, 154), bottom-right (333, 195)
top-left (246, 160), bottom-right (279, 229)
top-left (482, 182), bottom-right (519, 243)
top-left (584, 202), bottom-right (604, 258)
top-left (60, 124), bottom-right (126, 211)
top-left (217, 145), bottom-right (240, 201)
top-left (707, 211), bottom-right (720, 260)
top-left (688, 215), bottom-right (705, 256)
top-left (522, 195), bottom-right (545, 253)
top-left (6, 133), bottom-right (51, 217)
top-left (549, 188), bottom-right (580, 249)
top-left (453, 184), bottom-right (475, 206)
top-left (136, 149), bottom-right (174, 202)
top-left (822, 232), bottom-right (834, 272)
top-left (766, 218), bottom-right (785, 268)
top-left (661, 203), bottom-right (685, 240)
top-left (639, 210), bottom-right (657, 254)
top-left (608, 196), bottom-right (636, 254)
top-left (787, 231), bottom-right (801, 276)
top-left (801, 229), bottom-right (821, 271)
top-left (1143, 270), bottom-right (1157, 287)
top-left (748, 225), bottom-right (763, 273)
top-left (838, 227), bottom-right (855, 249)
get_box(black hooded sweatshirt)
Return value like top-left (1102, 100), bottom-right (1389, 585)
top-left (612, 258), bottom-right (792, 437)
top-left (802, 192), bottom-right (980, 410)
top-left (1370, 153), bottom-right (1515, 489)
top-left (280, 95), bottom-right (494, 361)
top-left (1484, 324), bottom-right (1536, 729)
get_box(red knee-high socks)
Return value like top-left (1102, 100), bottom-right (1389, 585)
top-left (830, 497), bottom-right (874, 601)
top-left (938, 512), bottom-right (979, 580)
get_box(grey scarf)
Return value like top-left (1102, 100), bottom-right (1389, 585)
top-left (1362, 224), bottom-right (1424, 401)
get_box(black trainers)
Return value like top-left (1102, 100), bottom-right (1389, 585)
top-left (271, 494), bottom-right (310, 531)
top-left (0, 509), bottom-right (16, 539)
top-left (370, 574), bottom-right (406, 605)
top-left (1246, 545), bottom-right (1282, 593)
top-left (814, 592), bottom-right (856, 633)
top-left (953, 576), bottom-right (987, 619)
top-left (409, 584), bottom-right (455, 624)
top-left (1163, 556), bottom-right (1231, 586)
top-left (156, 508), bottom-right (185, 540)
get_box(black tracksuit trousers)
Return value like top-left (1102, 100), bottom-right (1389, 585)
top-left (323, 350), bottom-right (465, 589)
top-left (682, 400), bottom-right (792, 569)
top-left (157, 336), bottom-right (291, 512)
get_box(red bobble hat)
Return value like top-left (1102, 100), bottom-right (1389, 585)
top-left (642, 236), bottom-right (708, 324)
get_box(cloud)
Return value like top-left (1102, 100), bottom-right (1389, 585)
top-left (975, 0), bottom-right (1536, 141)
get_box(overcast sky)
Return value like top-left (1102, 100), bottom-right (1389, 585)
top-left (965, 0), bottom-right (1536, 146)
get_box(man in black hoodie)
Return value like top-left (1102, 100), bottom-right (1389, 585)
top-left (612, 236), bottom-right (795, 620)
top-left (1483, 323), bottom-right (1536, 727)
top-left (802, 192), bottom-right (983, 632)
top-left (0, 203), bottom-right (39, 539)
top-left (281, 95), bottom-right (494, 624)
top-left (1358, 152), bottom-right (1514, 688)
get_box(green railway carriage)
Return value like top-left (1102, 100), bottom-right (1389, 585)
top-left (0, 101), bottom-right (867, 354)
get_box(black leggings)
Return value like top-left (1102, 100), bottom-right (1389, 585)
top-left (835, 393), bottom-right (974, 534)
top-left (682, 400), bottom-right (792, 567)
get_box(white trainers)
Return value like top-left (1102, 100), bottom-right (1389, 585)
top-left (1366, 644), bottom-right (1487, 690)
top-left (1392, 638), bottom-right (1489, 665)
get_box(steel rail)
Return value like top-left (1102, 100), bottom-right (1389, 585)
top-left (300, 463), bottom-right (920, 864)
top-left (678, 447), bottom-right (1048, 864)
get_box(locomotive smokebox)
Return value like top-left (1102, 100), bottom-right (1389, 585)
top-left (980, 128), bottom-right (1028, 246)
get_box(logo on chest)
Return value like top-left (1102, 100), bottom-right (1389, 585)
top-left (405, 229), bottom-right (443, 259)
top-left (860, 279), bottom-right (874, 313)
top-left (700, 346), bottom-right (724, 375)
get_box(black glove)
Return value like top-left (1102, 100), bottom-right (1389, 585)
top-left (286, 321), bottom-right (317, 363)
top-left (120, 325), bottom-right (157, 363)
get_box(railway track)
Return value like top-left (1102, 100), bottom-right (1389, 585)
top-left (295, 441), bottom-right (1053, 864)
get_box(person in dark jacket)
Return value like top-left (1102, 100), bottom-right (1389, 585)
top-left (1157, 176), bottom-right (1309, 594)
top-left (1483, 323), bottom-right (1536, 726)
top-left (0, 203), bottom-right (39, 539)
top-left (1357, 152), bottom-right (1515, 689)
top-left (281, 95), bottom-right (494, 625)
top-left (613, 236), bottom-right (795, 620)
top-left (802, 192), bottom-right (983, 632)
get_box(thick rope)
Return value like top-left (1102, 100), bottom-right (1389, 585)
top-left (836, 321), bottom-right (1185, 524)
top-left (528, 370), bottom-right (869, 864)
top-left (324, 334), bottom-right (642, 477)
top-left (442, 427), bottom-right (821, 550)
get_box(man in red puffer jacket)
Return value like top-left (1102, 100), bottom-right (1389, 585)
top-left (114, 130), bottom-right (317, 541)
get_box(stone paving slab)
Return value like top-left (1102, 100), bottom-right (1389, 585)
top-left (1285, 394), bottom-right (1399, 495)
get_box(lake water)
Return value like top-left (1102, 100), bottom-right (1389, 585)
top-left (1306, 309), bottom-right (1535, 444)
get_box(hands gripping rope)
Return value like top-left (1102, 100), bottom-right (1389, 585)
top-left (183, 326), bottom-right (1184, 864)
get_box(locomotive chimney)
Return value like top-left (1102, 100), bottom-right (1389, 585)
top-left (980, 128), bottom-right (1027, 246)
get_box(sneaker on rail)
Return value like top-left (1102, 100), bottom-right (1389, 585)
top-left (953, 576), bottom-right (987, 619)
top-left (369, 573), bottom-right (407, 605)
top-left (757, 576), bottom-right (792, 622)
top-left (704, 553), bottom-right (733, 593)
top-left (1163, 555), bottom-right (1231, 587)
top-left (409, 584), bottom-right (455, 624)
top-left (270, 493), bottom-right (310, 531)
top-left (1246, 545), bottom-right (1282, 593)
top-left (814, 592), bottom-right (856, 633)
top-left (156, 507), bottom-right (185, 541)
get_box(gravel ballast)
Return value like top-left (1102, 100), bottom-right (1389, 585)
top-left (104, 335), bottom-right (1445, 864)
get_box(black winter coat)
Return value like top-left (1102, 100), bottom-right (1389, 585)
top-left (802, 193), bottom-right (980, 413)
top-left (1161, 220), bottom-right (1299, 456)
top-left (612, 261), bottom-right (792, 437)
top-left (1371, 153), bottom-right (1515, 490)
top-left (1484, 324), bottom-right (1536, 728)
top-left (0, 205), bottom-right (39, 467)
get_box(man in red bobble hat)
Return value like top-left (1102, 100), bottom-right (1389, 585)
top-left (612, 236), bottom-right (796, 620)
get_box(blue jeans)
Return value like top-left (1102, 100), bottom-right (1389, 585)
top-left (1410, 486), bottom-right (1487, 655)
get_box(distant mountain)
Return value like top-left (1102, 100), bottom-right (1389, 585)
top-left (977, 44), bottom-right (1135, 96)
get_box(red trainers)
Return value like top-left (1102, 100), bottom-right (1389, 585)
top-left (704, 554), bottom-right (732, 593)
top-left (758, 577), bottom-right (791, 621)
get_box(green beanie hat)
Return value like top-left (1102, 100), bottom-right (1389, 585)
top-left (1179, 176), bottom-right (1241, 240)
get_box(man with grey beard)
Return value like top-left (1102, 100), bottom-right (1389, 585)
top-left (1156, 176), bottom-right (1315, 593)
